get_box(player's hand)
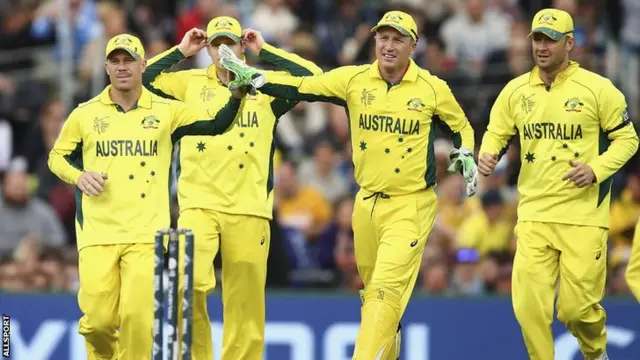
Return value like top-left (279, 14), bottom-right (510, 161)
top-left (228, 83), bottom-right (249, 99)
top-left (77, 171), bottom-right (107, 197)
top-left (177, 28), bottom-right (208, 58)
top-left (562, 160), bottom-right (596, 188)
top-left (478, 152), bottom-right (499, 176)
top-left (242, 28), bottom-right (265, 54)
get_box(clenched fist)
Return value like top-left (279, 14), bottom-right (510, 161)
top-left (77, 171), bottom-right (107, 197)
top-left (478, 152), bottom-right (499, 176)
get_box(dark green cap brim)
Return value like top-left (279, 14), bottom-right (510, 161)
top-left (371, 24), bottom-right (417, 41)
top-left (208, 32), bottom-right (242, 44)
top-left (529, 27), bottom-right (565, 41)
top-left (107, 47), bottom-right (141, 60)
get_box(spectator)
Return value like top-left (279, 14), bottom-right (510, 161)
top-left (30, 0), bottom-right (101, 64)
top-left (456, 189), bottom-right (513, 256)
top-left (327, 196), bottom-right (360, 291)
top-left (275, 161), bottom-right (332, 280)
top-left (451, 248), bottom-right (485, 296)
top-left (0, 168), bottom-right (66, 255)
top-left (433, 174), bottom-right (477, 247)
top-left (609, 170), bottom-right (640, 247)
top-left (421, 259), bottom-right (452, 295)
top-left (298, 138), bottom-right (350, 203)
top-left (440, 0), bottom-right (511, 78)
top-left (250, 0), bottom-right (300, 46)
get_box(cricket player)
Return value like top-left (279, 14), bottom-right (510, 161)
top-left (222, 11), bottom-right (477, 359)
top-left (626, 222), bottom-right (640, 301)
top-left (47, 34), bottom-right (248, 360)
top-left (478, 9), bottom-right (638, 360)
top-left (141, 17), bottom-right (322, 360)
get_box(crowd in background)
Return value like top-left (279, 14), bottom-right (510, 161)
top-left (1, 0), bottom-right (640, 299)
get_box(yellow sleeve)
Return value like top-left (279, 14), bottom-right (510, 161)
top-left (480, 85), bottom-right (518, 156)
top-left (432, 78), bottom-right (475, 151)
top-left (259, 43), bottom-right (323, 76)
top-left (143, 46), bottom-right (190, 101)
top-left (626, 221), bottom-right (640, 301)
top-left (260, 66), bottom-right (362, 106)
top-left (48, 109), bottom-right (84, 185)
top-left (589, 82), bottom-right (639, 184)
top-left (259, 43), bottom-right (324, 118)
top-left (170, 96), bottom-right (242, 143)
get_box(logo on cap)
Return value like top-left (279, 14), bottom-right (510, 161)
top-left (114, 36), bottom-right (133, 46)
top-left (538, 13), bottom-right (558, 25)
top-left (215, 19), bottom-right (233, 29)
top-left (384, 13), bottom-right (403, 23)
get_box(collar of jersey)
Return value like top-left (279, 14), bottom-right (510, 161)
top-left (369, 58), bottom-right (419, 83)
top-left (529, 60), bottom-right (580, 87)
top-left (206, 64), bottom-right (223, 84)
top-left (99, 85), bottom-right (153, 109)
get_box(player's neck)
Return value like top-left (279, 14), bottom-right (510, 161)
top-left (538, 59), bottom-right (570, 86)
top-left (379, 62), bottom-right (409, 85)
top-left (109, 86), bottom-right (142, 111)
top-left (216, 67), bottom-right (231, 85)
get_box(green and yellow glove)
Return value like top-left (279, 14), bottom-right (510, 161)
top-left (447, 147), bottom-right (478, 197)
top-left (218, 44), bottom-right (265, 96)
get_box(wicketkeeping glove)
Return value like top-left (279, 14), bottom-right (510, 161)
top-left (218, 44), bottom-right (265, 95)
top-left (447, 147), bottom-right (478, 197)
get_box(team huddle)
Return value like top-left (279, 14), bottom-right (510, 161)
top-left (47, 7), bottom-right (639, 360)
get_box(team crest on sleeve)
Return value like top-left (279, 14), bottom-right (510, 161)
top-left (406, 98), bottom-right (426, 112)
top-left (520, 94), bottom-right (536, 115)
top-left (622, 108), bottom-right (630, 123)
top-left (141, 115), bottom-right (160, 129)
top-left (564, 97), bottom-right (584, 112)
top-left (93, 116), bottom-right (110, 134)
top-left (361, 89), bottom-right (376, 107)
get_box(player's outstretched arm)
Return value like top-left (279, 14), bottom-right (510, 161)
top-left (142, 28), bottom-right (208, 101)
top-left (220, 48), bottom-right (356, 107)
top-left (242, 29), bottom-right (323, 77)
top-left (478, 85), bottom-right (518, 176)
top-left (170, 90), bottom-right (246, 143)
top-left (588, 84), bottom-right (639, 184)
top-left (626, 221), bottom-right (640, 302)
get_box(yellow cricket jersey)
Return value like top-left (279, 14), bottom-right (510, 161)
top-left (143, 44), bottom-right (321, 219)
top-left (48, 86), bottom-right (241, 250)
top-left (259, 59), bottom-right (474, 196)
top-left (481, 62), bottom-right (639, 228)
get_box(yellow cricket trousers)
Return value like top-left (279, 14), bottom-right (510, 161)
top-left (625, 220), bottom-right (640, 301)
top-left (351, 188), bottom-right (437, 360)
top-left (512, 221), bottom-right (608, 360)
top-left (177, 208), bottom-right (271, 360)
top-left (77, 243), bottom-right (154, 360)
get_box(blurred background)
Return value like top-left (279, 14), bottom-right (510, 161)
top-left (1, 0), bottom-right (640, 358)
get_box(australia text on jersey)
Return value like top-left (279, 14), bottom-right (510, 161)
top-left (522, 122), bottom-right (583, 140)
top-left (358, 113), bottom-right (421, 135)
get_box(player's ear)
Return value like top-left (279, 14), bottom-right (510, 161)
top-left (566, 37), bottom-right (574, 52)
top-left (105, 62), bottom-right (110, 76)
top-left (141, 59), bottom-right (147, 73)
